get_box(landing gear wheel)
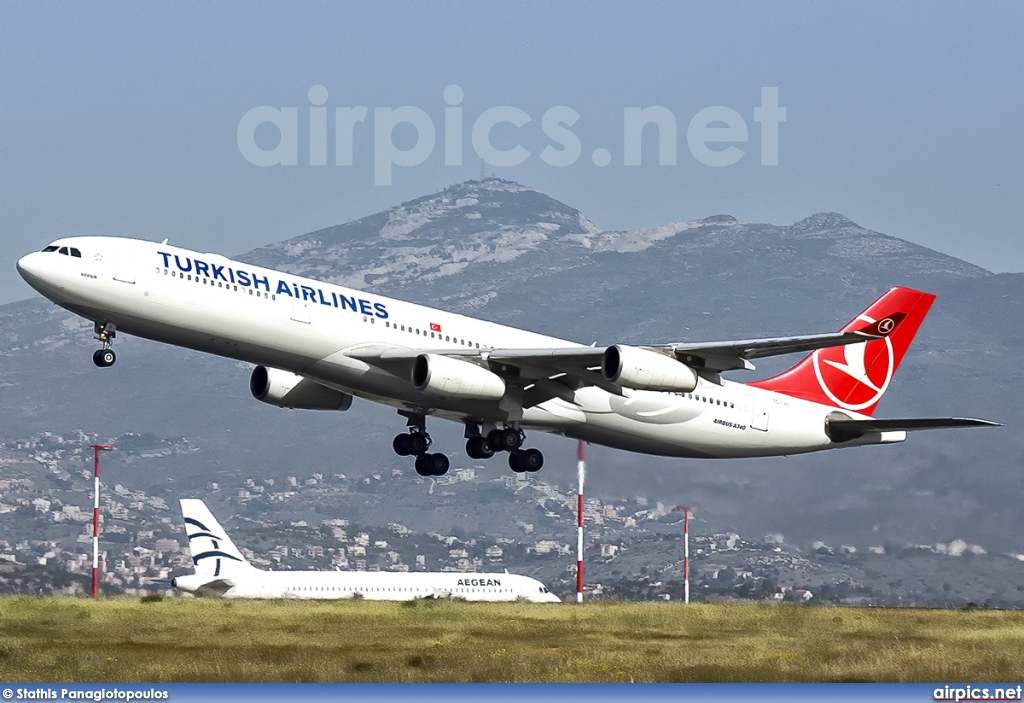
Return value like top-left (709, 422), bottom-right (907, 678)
top-left (92, 349), bottom-right (116, 368)
top-left (415, 453), bottom-right (450, 477)
top-left (466, 436), bottom-right (494, 460)
top-left (520, 448), bottom-right (544, 472)
top-left (409, 433), bottom-right (429, 455)
top-left (509, 448), bottom-right (544, 473)
top-left (395, 432), bottom-right (430, 457)
top-left (393, 434), bottom-right (413, 456)
top-left (488, 428), bottom-right (523, 453)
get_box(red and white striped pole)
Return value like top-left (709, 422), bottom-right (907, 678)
top-left (576, 440), bottom-right (585, 603)
top-left (684, 509), bottom-right (690, 604)
top-left (673, 505), bottom-right (695, 604)
top-left (87, 444), bottom-right (113, 598)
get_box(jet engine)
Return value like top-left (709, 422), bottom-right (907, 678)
top-left (412, 353), bottom-right (506, 401)
top-left (601, 344), bottom-right (699, 392)
top-left (249, 366), bottom-right (353, 410)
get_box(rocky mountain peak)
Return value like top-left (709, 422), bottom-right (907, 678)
top-left (791, 212), bottom-right (859, 233)
top-left (241, 179), bottom-right (600, 290)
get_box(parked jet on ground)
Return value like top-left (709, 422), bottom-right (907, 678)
top-left (171, 499), bottom-right (559, 602)
top-left (17, 237), bottom-right (997, 476)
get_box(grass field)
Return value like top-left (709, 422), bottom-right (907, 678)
top-left (1, 597), bottom-right (1023, 682)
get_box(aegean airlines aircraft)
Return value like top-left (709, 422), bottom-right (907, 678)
top-left (172, 499), bottom-right (559, 602)
top-left (17, 237), bottom-right (997, 476)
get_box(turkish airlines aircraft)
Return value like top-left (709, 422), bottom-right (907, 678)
top-left (17, 237), bottom-right (997, 476)
top-left (172, 499), bottom-right (559, 602)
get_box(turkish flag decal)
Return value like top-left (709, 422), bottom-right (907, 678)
top-left (429, 322), bottom-right (442, 332)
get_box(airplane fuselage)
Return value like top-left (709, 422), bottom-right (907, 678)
top-left (174, 568), bottom-right (559, 602)
top-left (17, 236), bottom-right (902, 461)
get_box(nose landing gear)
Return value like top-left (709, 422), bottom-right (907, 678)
top-left (92, 322), bottom-right (117, 367)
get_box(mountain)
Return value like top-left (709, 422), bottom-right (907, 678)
top-left (1, 178), bottom-right (1019, 555)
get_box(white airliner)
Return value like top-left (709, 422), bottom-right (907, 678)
top-left (17, 237), bottom-right (997, 476)
top-left (171, 499), bottom-right (559, 602)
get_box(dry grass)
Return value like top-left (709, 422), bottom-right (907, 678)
top-left (0, 597), bottom-right (1022, 682)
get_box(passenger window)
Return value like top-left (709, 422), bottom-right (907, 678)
top-left (445, 336), bottom-right (450, 342)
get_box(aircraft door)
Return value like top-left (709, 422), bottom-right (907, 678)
top-left (751, 401), bottom-right (769, 432)
top-left (113, 255), bottom-right (136, 284)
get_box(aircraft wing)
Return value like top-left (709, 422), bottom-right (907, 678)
top-left (488, 331), bottom-right (879, 375)
top-left (826, 417), bottom-right (1002, 442)
top-left (345, 332), bottom-right (881, 406)
top-left (665, 331), bottom-right (880, 371)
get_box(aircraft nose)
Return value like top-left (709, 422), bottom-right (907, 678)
top-left (16, 252), bottom-right (43, 284)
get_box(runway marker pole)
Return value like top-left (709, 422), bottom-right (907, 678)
top-left (684, 508), bottom-right (690, 604)
top-left (576, 440), bottom-right (585, 603)
top-left (86, 443), bottom-right (114, 598)
top-left (672, 505), bottom-right (695, 604)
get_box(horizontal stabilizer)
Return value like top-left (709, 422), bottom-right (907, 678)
top-left (201, 578), bottom-right (235, 595)
top-left (827, 416), bottom-right (1001, 442)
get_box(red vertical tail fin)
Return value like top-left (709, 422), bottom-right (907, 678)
top-left (748, 287), bottom-right (935, 416)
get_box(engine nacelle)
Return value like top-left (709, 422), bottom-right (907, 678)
top-left (412, 353), bottom-right (506, 401)
top-left (250, 366), bottom-right (353, 410)
top-left (601, 344), bottom-right (699, 392)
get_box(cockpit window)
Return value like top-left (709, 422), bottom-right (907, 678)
top-left (41, 245), bottom-right (59, 253)
top-left (69, 248), bottom-right (82, 258)
top-left (58, 247), bottom-right (69, 255)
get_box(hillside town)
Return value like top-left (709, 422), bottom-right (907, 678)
top-left (1, 430), bottom-right (1023, 607)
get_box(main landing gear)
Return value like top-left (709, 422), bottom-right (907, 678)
top-left (484, 427), bottom-right (543, 473)
top-left (393, 414), bottom-right (544, 478)
top-left (392, 413), bottom-right (450, 477)
top-left (92, 322), bottom-right (117, 368)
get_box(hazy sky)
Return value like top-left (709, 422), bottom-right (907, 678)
top-left (2, 2), bottom-right (1022, 304)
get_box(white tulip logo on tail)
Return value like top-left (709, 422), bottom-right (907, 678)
top-left (812, 314), bottom-right (895, 412)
